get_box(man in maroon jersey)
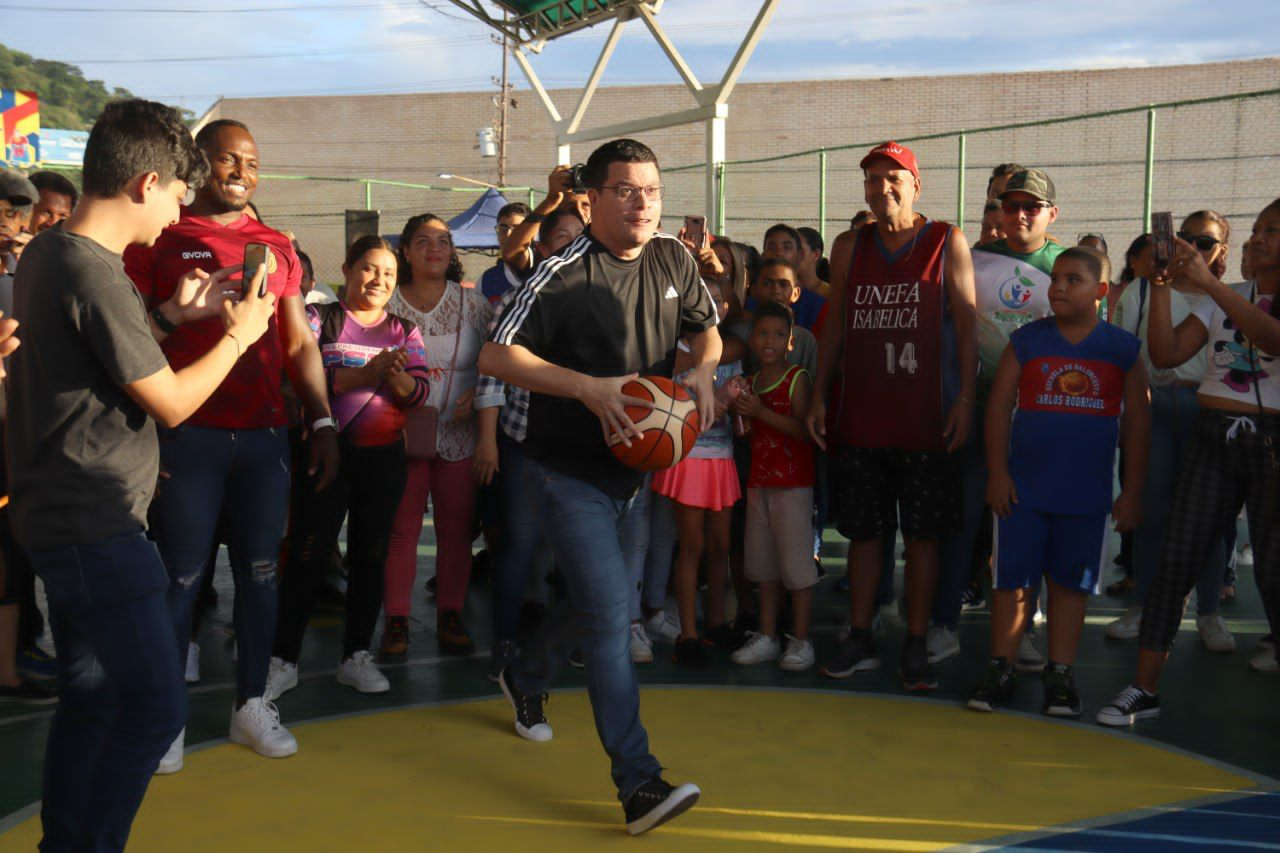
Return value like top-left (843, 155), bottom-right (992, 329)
top-left (125, 119), bottom-right (338, 769)
top-left (807, 141), bottom-right (977, 691)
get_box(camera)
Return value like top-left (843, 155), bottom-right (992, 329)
top-left (570, 163), bottom-right (587, 194)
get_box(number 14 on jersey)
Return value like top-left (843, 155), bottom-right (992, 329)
top-left (884, 341), bottom-right (919, 375)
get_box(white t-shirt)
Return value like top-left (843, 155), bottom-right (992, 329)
top-left (1113, 279), bottom-right (1207, 386)
top-left (1191, 281), bottom-right (1280, 411)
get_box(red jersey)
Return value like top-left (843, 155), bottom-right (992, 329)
top-left (124, 208), bottom-right (302, 430)
top-left (748, 364), bottom-right (815, 489)
top-left (838, 219), bottom-right (950, 451)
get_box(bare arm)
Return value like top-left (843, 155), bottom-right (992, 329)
top-left (734, 370), bottom-right (812, 442)
top-left (502, 166), bottom-right (574, 270)
top-left (1174, 235), bottom-right (1280, 356)
top-left (984, 344), bottom-right (1020, 518)
top-left (1146, 281), bottom-right (1208, 368)
top-left (806, 228), bottom-right (854, 447)
top-left (1114, 359), bottom-right (1151, 532)
top-left (278, 293), bottom-right (339, 489)
top-left (943, 226), bottom-right (978, 451)
top-left (683, 325), bottom-right (724, 431)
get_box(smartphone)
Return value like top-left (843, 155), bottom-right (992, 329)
top-left (242, 243), bottom-right (272, 297)
top-left (684, 215), bottom-right (706, 249)
top-left (1151, 211), bottom-right (1174, 272)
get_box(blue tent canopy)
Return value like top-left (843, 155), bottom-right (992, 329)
top-left (382, 187), bottom-right (512, 251)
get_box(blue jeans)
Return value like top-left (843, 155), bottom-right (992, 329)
top-left (513, 459), bottom-right (663, 801)
top-left (152, 426), bottom-right (290, 704)
top-left (1135, 385), bottom-right (1225, 613)
top-left (29, 530), bottom-right (187, 852)
top-left (491, 434), bottom-right (555, 643)
top-left (934, 433), bottom-right (987, 631)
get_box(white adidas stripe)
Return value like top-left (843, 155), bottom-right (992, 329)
top-left (492, 233), bottom-right (593, 346)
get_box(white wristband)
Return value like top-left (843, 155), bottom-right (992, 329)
top-left (310, 416), bottom-right (336, 433)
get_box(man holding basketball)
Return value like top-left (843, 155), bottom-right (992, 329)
top-left (480, 138), bottom-right (718, 836)
top-left (808, 141), bottom-right (978, 691)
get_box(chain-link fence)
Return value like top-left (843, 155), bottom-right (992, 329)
top-left (258, 87), bottom-right (1279, 287)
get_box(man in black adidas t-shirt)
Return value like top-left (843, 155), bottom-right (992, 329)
top-left (482, 138), bottom-right (718, 836)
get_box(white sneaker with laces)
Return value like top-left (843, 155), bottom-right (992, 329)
top-left (926, 626), bottom-right (960, 664)
top-left (730, 632), bottom-right (780, 665)
top-left (644, 610), bottom-right (681, 644)
top-left (337, 651), bottom-right (390, 693)
top-left (1249, 647), bottom-right (1279, 672)
top-left (230, 698), bottom-right (298, 758)
top-left (264, 656), bottom-right (298, 702)
top-left (1015, 633), bottom-right (1045, 673)
top-left (1196, 613), bottom-right (1236, 653)
top-left (1237, 543), bottom-right (1254, 566)
top-left (629, 623), bottom-right (654, 664)
top-left (779, 636), bottom-right (815, 672)
top-left (184, 642), bottom-right (200, 684)
top-left (154, 727), bottom-right (184, 775)
top-left (1106, 605), bottom-right (1143, 641)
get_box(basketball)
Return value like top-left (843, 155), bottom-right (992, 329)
top-left (608, 376), bottom-right (701, 472)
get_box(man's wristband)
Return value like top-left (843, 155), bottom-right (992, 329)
top-left (310, 416), bottom-right (336, 433)
top-left (151, 305), bottom-right (179, 335)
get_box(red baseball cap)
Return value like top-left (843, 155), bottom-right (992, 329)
top-left (860, 141), bottom-right (919, 178)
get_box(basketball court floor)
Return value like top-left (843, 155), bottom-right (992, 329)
top-left (2, 527), bottom-right (1278, 851)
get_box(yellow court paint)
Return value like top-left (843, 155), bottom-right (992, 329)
top-left (4, 688), bottom-right (1257, 851)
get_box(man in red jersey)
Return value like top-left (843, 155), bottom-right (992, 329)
top-left (807, 141), bottom-right (977, 692)
top-left (125, 119), bottom-right (338, 770)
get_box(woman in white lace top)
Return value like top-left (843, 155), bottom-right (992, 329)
top-left (381, 214), bottom-right (498, 658)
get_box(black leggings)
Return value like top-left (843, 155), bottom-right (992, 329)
top-left (275, 437), bottom-right (407, 662)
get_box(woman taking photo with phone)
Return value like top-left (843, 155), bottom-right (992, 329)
top-left (268, 235), bottom-right (429, 697)
top-left (382, 214), bottom-right (497, 658)
top-left (1099, 200), bottom-right (1280, 727)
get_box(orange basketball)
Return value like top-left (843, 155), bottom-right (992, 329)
top-left (608, 376), bottom-right (701, 472)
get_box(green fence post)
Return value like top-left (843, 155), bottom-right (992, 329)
top-left (956, 133), bottom-right (967, 230)
top-left (527, 188), bottom-right (535, 208)
top-left (817, 148), bottom-right (828, 242)
top-left (364, 180), bottom-right (372, 211)
top-left (1143, 107), bottom-right (1156, 231)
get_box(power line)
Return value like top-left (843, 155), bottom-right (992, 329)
top-left (66, 33), bottom-right (490, 65)
top-left (0, 1), bottom-right (420, 10)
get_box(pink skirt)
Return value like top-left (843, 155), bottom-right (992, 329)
top-left (651, 456), bottom-right (742, 511)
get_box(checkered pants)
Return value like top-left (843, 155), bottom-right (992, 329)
top-left (1139, 409), bottom-right (1280, 653)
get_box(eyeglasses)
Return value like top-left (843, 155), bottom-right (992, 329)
top-left (495, 223), bottom-right (516, 235)
top-left (1177, 231), bottom-right (1221, 251)
top-left (1000, 199), bottom-right (1052, 215)
top-left (599, 184), bottom-right (664, 203)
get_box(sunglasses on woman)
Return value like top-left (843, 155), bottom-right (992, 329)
top-left (1177, 231), bottom-right (1221, 251)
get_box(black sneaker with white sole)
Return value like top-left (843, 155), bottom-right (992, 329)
top-left (899, 634), bottom-right (938, 692)
top-left (967, 658), bottom-right (1016, 712)
top-left (822, 629), bottom-right (880, 679)
top-left (624, 777), bottom-right (701, 836)
top-left (498, 667), bottom-right (552, 742)
top-left (1042, 664), bottom-right (1082, 718)
top-left (1096, 684), bottom-right (1159, 727)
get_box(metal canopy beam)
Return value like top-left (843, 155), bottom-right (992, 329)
top-left (440, 0), bottom-right (778, 234)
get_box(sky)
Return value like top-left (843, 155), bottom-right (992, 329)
top-left (2, 0), bottom-right (1278, 120)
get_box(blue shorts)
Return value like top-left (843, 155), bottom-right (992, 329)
top-left (992, 504), bottom-right (1110, 594)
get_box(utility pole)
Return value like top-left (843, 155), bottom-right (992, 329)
top-left (495, 10), bottom-right (511, 188)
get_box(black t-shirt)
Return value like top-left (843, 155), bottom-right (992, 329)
top-left (492, 230), bottom-right (717, 498)
top-left (6, 228), bottom-right (169, 551)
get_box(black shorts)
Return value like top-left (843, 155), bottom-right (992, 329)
top-left (834, 446), bottom-right (960, 542)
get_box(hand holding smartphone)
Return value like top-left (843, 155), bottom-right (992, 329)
top-left (1151, 211), bottom-right (1174, 276)
top-left (684, 215), bottom-right (706, 250)
top-left (242, 243), bottom-right (272, 298)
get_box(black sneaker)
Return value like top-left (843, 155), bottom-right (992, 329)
top-left (823, 629), bottom-right (880, 678)
top-left (1042, 664), bottom-right (1082, 717)
top-left (960, 583), bottom-right (985, 611)
top-left (0, 679), bottom-right (57, 705)
top-left (1096, 685), bottom-right (1160, 727)
top-left (497, 667), bottom-right (552, 741)
top-left (624, 777), bottom-right (701, 836)
top-left (671, 638), bottom-right (710, 669)
top-left (703, 622), bottom-right (735, 650)
top-left (967, 658), bottom-right (1016, 712)
top-left (567, 648), bottom-right (585, 669)
top-left (899, 634), bottom-right (938, 692)
top-left (730, 610), bottom-right (759, 650)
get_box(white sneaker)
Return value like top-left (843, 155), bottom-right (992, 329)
top-left (926, 626), bottom-right (960, 664)
top-left (1237, 543), bottom-right (1254, 566)
top-left (264, 657), bottom-right (298, 702)
top-left (1015, 633), bottom-right (1045, 673)
top-left (1106, 604), bottom-right (1143, 641)
top-left (154, 727), bottom-right (184, 775)
top-left (337, 651), bottom-right (390, 694)
top-left (230, 698), bottom-right (298, 758)
top-left (730, 632), bottom-right (780, 665)
top-left (644, 610), bottom-right (681, 644)
top-left (629, 623), bottom-right (654, 664)
top-left (1249, 647), bottom-right (1279, 672)
top-left (779, 636), bottom-right (815, 672)
top-left (184, 642), bottom-right (200, 684)
top-left (1196, 613), bottom-right (1236, 653)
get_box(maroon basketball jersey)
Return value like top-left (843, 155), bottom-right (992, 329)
top-left (838, 219), bottom-right (951, 450)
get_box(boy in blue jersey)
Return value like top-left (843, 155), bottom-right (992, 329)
top-left (968, 247), bottom-right (1150, 717)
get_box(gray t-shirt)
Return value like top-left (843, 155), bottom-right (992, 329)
top-left (6, 228), bottom-right (169, 551)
